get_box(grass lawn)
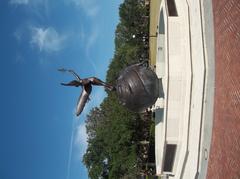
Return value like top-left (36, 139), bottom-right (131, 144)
top-left (149, 0), bottom-right (161, 67)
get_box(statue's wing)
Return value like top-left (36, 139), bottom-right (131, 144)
top-left (58, 68), bottom-right (81, 81)
top-left (75, 85), bottom-right (92, 116)
top-left (68, 70), bottom-right (81, 81)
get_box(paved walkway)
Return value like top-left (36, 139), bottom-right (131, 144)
top-left (207, 0), bottom-right (240, 178)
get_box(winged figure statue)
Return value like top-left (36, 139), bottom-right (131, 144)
top-left (58, 68), bottom-right (115, 116)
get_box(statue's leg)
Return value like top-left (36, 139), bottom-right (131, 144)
top-left (88, 77), bottom-right (115, 91)
top-left (61, 80), bottom-right (80, 87)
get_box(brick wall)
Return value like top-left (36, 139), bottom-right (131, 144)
top-left (207, 0), bottom-right (240, 179)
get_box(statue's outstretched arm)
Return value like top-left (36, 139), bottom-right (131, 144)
top-left (58, 68), bottom-right (81, 81)
top-left (88, 77), bottom-right (115, 91)
top-left (61, 80), bottom-right (80, 87)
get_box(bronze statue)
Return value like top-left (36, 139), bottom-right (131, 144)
top-left (59, 63), bottom-right (160, 116)
top-left (58, 68), bottom-right (114, 116)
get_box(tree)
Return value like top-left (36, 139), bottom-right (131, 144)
top-left (83, 0), bottom-right (152, 178)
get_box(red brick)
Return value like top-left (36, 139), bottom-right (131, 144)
top-left (207, 0), bottom-right (240, 178)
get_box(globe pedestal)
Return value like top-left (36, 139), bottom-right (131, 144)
top-left (116, 63), bottom-right (159, 112)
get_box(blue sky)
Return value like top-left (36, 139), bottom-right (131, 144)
top-left (0, 0), bottom-right (122, 179)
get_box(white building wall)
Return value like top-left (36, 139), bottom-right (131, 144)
top-left (155, 0), bottom-right (214, 178)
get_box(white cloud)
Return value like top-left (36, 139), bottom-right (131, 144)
top-left (14, 28), bottom-right (23, 42)
top-left (74, 123), bottom-right (88, 159)
top-left (30, 27), bottom-right (66, 52)
top-left (70, 0), bottom-right (100, 17)
top-left (84, 28), bottom-right (99, 72)
top-left (86, 6), bottom-right (99, 17)
top-left (86, 28), bottom-right (98, 57)
top-left (10, 0), bottom-right (50, 19)
top-left (9, 0), bottom-right (29, 5)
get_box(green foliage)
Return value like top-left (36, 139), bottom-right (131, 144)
top-left (83, 93), bottom-right (140, 178)
top-left (83, 0), bottom-right (153, 178)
